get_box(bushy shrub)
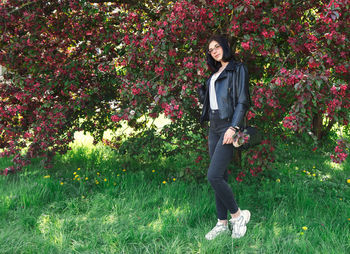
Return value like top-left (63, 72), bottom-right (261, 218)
top-left (0, 0), bottom-right (348, 176)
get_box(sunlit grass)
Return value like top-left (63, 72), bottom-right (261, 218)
top-left (0, 132), bottom-right (349, 253)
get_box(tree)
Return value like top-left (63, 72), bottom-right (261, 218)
top-left (0, 0), bottom-right (348, 176)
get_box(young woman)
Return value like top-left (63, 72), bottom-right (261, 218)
top-left (198, 35), bottom-right (251, 240)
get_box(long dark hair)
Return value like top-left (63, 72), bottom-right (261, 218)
top-left (206, 35), bottom-right (234, 72)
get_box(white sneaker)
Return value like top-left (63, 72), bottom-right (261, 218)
top-left (205, 220), bottom-right (230, 240)
top-left (229, 210), bottom-right (251, 238)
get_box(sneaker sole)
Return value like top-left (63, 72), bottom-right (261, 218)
top-left (205, 229), bottom-right (230, 240)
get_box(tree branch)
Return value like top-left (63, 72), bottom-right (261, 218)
top-left (7, 1), bottom-right (37, 15)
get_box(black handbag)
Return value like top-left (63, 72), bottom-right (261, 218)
top-left (232, 118), bottom-right (262, 150)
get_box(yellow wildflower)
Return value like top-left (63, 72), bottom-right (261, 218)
top-left (152, 170), bottom-right (155, 173)
top-left (77, 168), bottom-right (80, 170)
top-left (276, 179), bottom-right (280, 183)
top-left (302, 226), bottom-right (308, 231)
top-left (104, 178), bottom-right (107, 182)
top-left (117, 174), bottom-right (120, 177)
top-left (95, 180), bottom-right (99, 184)
top-left (122, 169), bottom-right (126, 172)
top-left (162, 181), bottom-right (166, 184)
top-left (43, 175), bottom-right (50, 178)
top-left (73, 172), bottom-right (77, 175)
top-left (173, 178), bottom-right (176, 181)
top-left (347, 179), bottom-right (350, 184)
top-left (97, 172), bottom-right (100, 176)
top-left (85, 177), bottom-right (88, 180)
top-left (60, 182), bottom-right (64, 185)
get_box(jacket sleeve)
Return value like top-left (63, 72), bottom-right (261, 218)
top-left (231, 63), bottom-right (250, 128)
top-left (198, 81), bottom-right (207, 104)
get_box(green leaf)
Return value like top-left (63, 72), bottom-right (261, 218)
top-left (236, 5), bottom-right (244, 13)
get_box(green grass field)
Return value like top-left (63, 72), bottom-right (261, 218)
top-left (0, 132), bottom-right (349, 254)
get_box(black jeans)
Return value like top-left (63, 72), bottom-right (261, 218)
top-left (207, 109), bottom-right (239, 220)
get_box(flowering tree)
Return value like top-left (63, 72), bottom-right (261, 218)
top-left (0, 0), bottom-right (348, 176)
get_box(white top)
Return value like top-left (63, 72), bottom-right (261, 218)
top-left (209, 68), bottom-right (225, 110)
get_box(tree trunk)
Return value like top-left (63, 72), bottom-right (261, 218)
top-left (312, 113), bottom-right (335, 140)
top-left (312, 113), bottom-right (323, 140)
top-left (233, 149), bottom-right (242, 169)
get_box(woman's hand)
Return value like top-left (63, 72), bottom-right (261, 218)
top-left (222, 128), bottom-right (236, 145)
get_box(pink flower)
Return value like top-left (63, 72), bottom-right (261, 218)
top-left (168, 49), bottom-right (177, 57)
top-left (335, 65), bottom-right (347, 74)
top-left (262, 17), bottom-right (270, 25)
top-left (236, 171), bottom-right (246, 182)
top-left (195, 155), bottom-right (202, 163)
top-left (24, 132), bottom-right (31, 138)
top-left (241, 41), bottom-right (250, 50)
top-left (1, 168), bottom-right (9, 176)
top-left (308, 59), bottom-right (320, 69)
top-left (132, 88), bottom-right (140, 95)
top-left (158, 86), bottom-right (166, 96)
top-left (124, 35), bottom-right (130, 45)
top-left (185, 62), bottom-right (194, 68)
top-left (98, 65), bottom-right (105, 72)
top-left (157, 29), bottom-right (165, 39)
top-left (262, 29), bottom-right (269, 38)
top-left (247, 111), bottom-right (256, 120)
top-left (155, 66), bottom-right (164, 76)
top-left (330, 86), bottom-right (337, 95)
top-left (111, 115), bottom-right (121, 122)
top-left (177, 110), bottom-right (183, 118)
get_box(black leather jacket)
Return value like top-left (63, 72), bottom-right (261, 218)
top-left (198, 60), bottom-right (250, 128)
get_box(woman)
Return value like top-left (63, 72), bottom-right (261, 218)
top-left (198, 35), bottom-right (251, 240)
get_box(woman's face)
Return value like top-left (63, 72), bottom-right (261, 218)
top-left (208, 40), bottom-right (223, 62)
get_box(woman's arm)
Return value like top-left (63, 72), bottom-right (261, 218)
top-left (230, 63), bottom-right (250, 128)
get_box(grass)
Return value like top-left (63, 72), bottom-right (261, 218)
top-left (0, 132), bottom-right (349, 253)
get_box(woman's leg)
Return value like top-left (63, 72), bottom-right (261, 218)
top-left (208, 127), bottom-right (228, 220)
top-left (214, 170), bottom-right (229, 220)
top-left (207, 129), bottom-right (239, 218)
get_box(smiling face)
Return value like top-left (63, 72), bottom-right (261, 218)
top-left (208, 40), bottom-right (223, 62)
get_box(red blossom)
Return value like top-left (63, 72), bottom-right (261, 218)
top-left (0, 0), bottom-right (348, 175)
top-left (195, 155), bottom-right (202, 163)
top-left (241, 41), bottom-right (250, 50)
